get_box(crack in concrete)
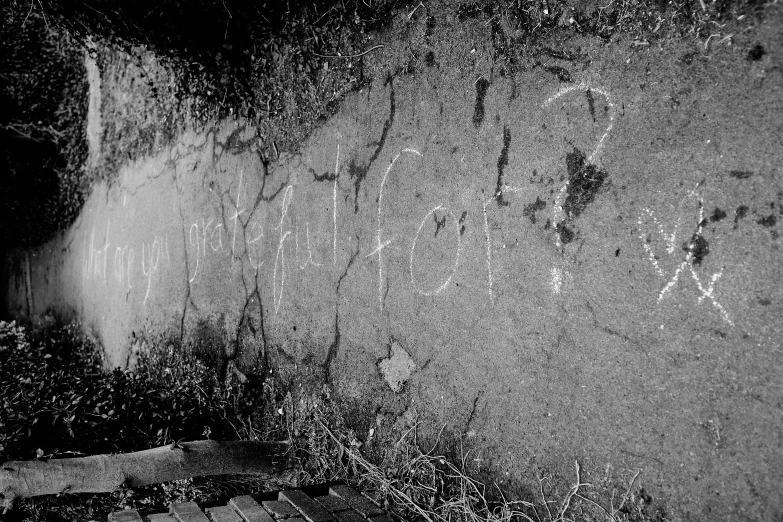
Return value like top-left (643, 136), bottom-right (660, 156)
top-left (464, 390), bottom-right (484, 434)
top-left (174, 173), bottom-right (195, 345)
top-left (323, 235), bottom-right (360, 383)
top-left (233, 249), bottom-right (255, 371)
top-left (351, 74), bottom-right (395, 214)
top-left (310, 166), bottom-right (337, 182)
top-left (586, 301), bottom-right (631, 343)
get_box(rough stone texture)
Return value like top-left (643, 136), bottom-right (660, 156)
top-left (206, 505), bottom-right (244, 522)
top-left (109, 487), bottom-right (379, 522)
top-left (279, 490), bottom-right (334, 522)
top-left (262, 500), bottom-right (302, 519)
top-left (171, 501), bottom-right (211, 522)
top-left (7, 9), bottom-right (783, 521)
top-left (230, 495), bottom-right (275, 522)
top-left (328, 486), bottom-right (384, 518)
top-left (107, 510), bottom-right (144, 522)
top-left (148, 514), bottom-right (179, 522)
top-left (312, 496), bottom-right (350, 513)
top-left (331, 511), bottom-right (364, 522)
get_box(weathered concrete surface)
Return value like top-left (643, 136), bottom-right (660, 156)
top-left (3, 12), bottom-right (783, 521)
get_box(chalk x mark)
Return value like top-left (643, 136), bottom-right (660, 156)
top-left (639, 189), bottom-right (733, 326)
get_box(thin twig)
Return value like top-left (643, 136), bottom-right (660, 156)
top-left (312, 44), bottom-right (384, 59)
top-left (408, 2), bottom-right (424, 19)
top-left (426, 423), bottom-right (447, 455)
top-left (22, 0), bottom-right (34, 27)
top-left (614, 469), bottom-right (641, 514)
top-left (557, 461), bottom-right (590, 521)
top-left (575, 493), bottom-right (617, 522)
top-left (395, 421), bottom-right (419, 446)
top-left (539, 476), bottom-right (553, 521)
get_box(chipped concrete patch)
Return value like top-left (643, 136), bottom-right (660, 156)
top-left (378, 341), bottom-right (415, 393)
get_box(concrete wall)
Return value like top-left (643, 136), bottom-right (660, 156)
top-left (4, 23), bottom-right (783, 520)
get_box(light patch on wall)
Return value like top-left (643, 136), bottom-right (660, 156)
top-left (85, 43), bottom-right (102, 170)
top-left (551, 266), bottom-right (563, 294)
top-left (378, 341), bottom-right (416, 393)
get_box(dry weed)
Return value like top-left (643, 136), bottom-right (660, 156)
top-left (271, 389), bottom-right (659, 522)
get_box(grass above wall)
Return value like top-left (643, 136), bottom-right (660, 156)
top-left (0, 0), bottom-right (771, 247)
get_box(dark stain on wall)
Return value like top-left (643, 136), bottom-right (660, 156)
top-left (523, 197), bottom-right (547, 224)
top-left (710, 208), bottom-right (727, 222)
top-left (685, 234), bottom-right (710, 265)
top-left (433, 211), bottom-right (447, 237)
top-left (734, 205), bottom-right (749, 228)
top-left (544, 65), bottom-right (572, 83)
top-left (351, 74), bottom-right (395, 213)
top-left (556, 222), bottom-right (575, 244)
top-left (757, 214), bottom-right (777, 228)
top-left (748, 44), bottom-right (766, 61)
top-left (586, 89), bottom-right (596, 122)
top-left (563, 148), bottom-right (607, 220)
top-left (473, 78), bottom-right (490, 128)
top-left (495, 126), bottom-right (511, 206)
top-left (730, 170), bottom-right (753, 179)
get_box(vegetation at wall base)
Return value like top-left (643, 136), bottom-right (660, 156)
top-left (1, 320), bottom-right (662, 521)
top-left (0, 319), bottom-right (268, 518)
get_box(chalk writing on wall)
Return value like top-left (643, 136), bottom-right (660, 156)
top-left (409, 205), bottom-right (462, 297)
top-left (229, 169), bottom-right (246, 268)
top-left (78, 82), bottom-right (738, 329)
top-left (333, 143), bottom-right (340, 267)
top-left (273, 185), bottom-right (294, 314)
top-left (188, 218), bottom-right (226, 283)
top-left (82, 220), bottom-right (111, 285)
top-left (543, 82), bottom-right (616, 250)
top-left (482, 185), bottom-right (525, 303)
top-left (141, 236), bottom-right (170, 303)
top-left (366, 148), bottom-right (422, 309)
top-left (637, 188), bottom-right (733, 325)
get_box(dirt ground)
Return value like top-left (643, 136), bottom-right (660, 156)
top-left (3, 3), bottom-right (783, 521)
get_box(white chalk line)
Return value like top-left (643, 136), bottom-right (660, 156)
top-left (409, 205), bottom-right (462, 296)
top-left (657, 190), bottom-right (702, 302)
top-left (550, 266), bottom-right (563, 294)
top-left (230, 169), bottom-right (245, 265)
top-left (246, 222), bottom-right (265, 270)
top-left (295, 222), bottom-right (323, 270)
top-left (544, 82), bottom-right (617, 249)
top-left (482, 184), bottom-right (525, 303)
top-left (373, 148), bottom-right (422, 309)
top-left (103, 219), bottom-right (110, 281)
top-left (333, 142), bottom-right (339, 267)
top-left (188, 223), bottom-right (200, 283)
top-left (141, 237), bottom-right (161, 303)
top-left (306, 223), bottom-right (323, 267)
top-left (640, 189), bottom-right (733, 326)
top-left (273, 185), bottom-right (294, 314)
top-left (482, 198), bottom-right (493, 302)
